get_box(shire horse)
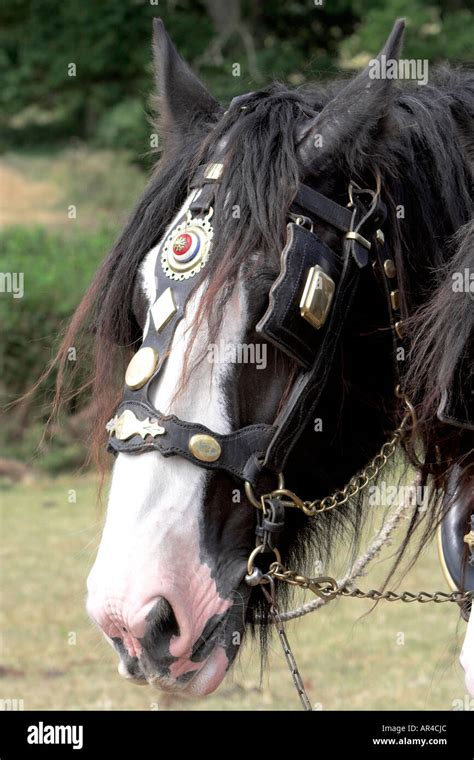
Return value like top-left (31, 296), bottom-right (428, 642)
top-left (55, 19), bottom-right (474, 700)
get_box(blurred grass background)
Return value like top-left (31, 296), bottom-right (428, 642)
top-left (0, 474), bottom-right (468, 711)
top-left (0, 0), bottom-right (473, 712)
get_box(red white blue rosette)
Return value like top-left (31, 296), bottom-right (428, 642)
top-left (161, 211), bottom-right (214, 281)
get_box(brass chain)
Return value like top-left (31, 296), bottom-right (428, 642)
top-left (306, 430), bottom-right (400, 515)
top-left (246, 392), bottom-right (471, 711)
top-left (248, 400), bottom-right (474, 608)
top-left (268, 562), bottom-right (474, 606)
top-left (263, 417), bottom-right (405, 517)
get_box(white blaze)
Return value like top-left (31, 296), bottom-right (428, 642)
top-left (87, 194), bottom-right (247, 652)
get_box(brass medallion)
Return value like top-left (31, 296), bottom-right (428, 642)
top-left (161, 210), bottom-right (214, 281)
top-left (125, 347), bottom-right (158, 389)
top-left (188, 434), bottom-right (222, 462)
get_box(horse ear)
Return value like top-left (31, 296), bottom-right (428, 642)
top-left (297, 19), bottom-right (406, 171)
top-left (152, 18), bottom-right (221, 144)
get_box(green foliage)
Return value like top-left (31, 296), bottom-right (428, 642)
top-left (0, 225), bottom-right (115, 470)
top-left (342, 0), bottom-right (474, 63)
top-left (94, 98), bottom-right (151, 157)
top-left (0, 225), bottom-right (112, 400)
top-left (1, 1), bottom-right (472, 159)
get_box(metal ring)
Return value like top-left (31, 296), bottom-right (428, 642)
top-left (247, 544), bottom-right (282, 576)
top-left (293, 214), bottom-right (314, 233)
top-left (267, 488), bottom-right (307, 510)
top-left (244, 473), bottom-right (285, 509)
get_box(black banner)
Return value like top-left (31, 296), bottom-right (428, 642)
top-left (0, 710), bottom-right (471, 757)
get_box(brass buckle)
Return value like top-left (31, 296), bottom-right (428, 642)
top-left (293, 214), bottom-right (314, 233)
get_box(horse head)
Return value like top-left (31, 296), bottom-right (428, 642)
top-left (73, 19), bottom-right (473, 698)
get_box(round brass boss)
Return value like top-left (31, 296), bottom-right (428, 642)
top-left (384, 259), bottom-right (396, 278)
top-left (188, 434), bottom-right (222, 462)
top-left (125, 347), bottom-right (159, 390)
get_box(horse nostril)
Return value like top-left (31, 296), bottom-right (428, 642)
top-left (146, 597), bottom-right (180, 640)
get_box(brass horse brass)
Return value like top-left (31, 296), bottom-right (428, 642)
top-left (125, 347), bottom-right (158, 389)
top-left (189, 434), bottom-right (222, 462)
top-left (106, 409), bottom-right (165, 441)
top-left (151, 287), bottom-right (177, 333)
top-left (300, 266), bottom-right (335, 330)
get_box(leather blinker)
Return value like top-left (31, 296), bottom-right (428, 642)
top-left (257, 222), bottom-right (341, 369)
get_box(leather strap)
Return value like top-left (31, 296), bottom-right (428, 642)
top-left (291, 184), bottom-right (386, 268)
top-left (107, 399), bottom-right (275, 485)
top-left (292, 184), bottom-right (353, 233)
top-left (190, 183), bottom-right (215, 214)
top-left (262, 195), bottom-right (385, 473)
top-left (372, 223), bottom-right (405, 396)
top-left (263, 237), bottom-right (362, 473)
top-left (128, 209), bottom-right (206, 399)
top-left (189, 163), bottom-right (223, 189)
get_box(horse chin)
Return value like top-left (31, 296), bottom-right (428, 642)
top-left (117, 645), bottom-right (231, 697)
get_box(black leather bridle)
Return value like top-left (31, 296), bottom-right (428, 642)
top-left (105, 95), bottom-right (406, 482)
top-left (104, 96), bottom-right (473, 609)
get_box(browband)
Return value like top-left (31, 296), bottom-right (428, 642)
top-left (292, 184), bottom-right (353, 233)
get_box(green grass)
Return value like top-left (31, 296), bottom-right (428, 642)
top-left (0, 475), bottom-right (469, 711)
